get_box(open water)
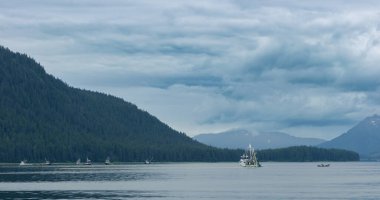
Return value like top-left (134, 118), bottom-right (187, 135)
top-left (0, 162), bottom-right (380, 199)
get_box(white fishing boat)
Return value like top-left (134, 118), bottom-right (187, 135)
top-left (84, 157), bottom-right (92, 165)
top-left (239, 144), bottom-right (261, 167)
top-left (76, 158), bottom-right (81, 165)
top-left (104, 157), bottom-right (111, 165)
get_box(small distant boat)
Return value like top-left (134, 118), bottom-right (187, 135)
top-left (317, 164), bottom-right (330, 167)
top-left (76, 158), bottom-right (81, 165)
top-left (44, 159), bottom-right (51, 165)
top-left (144, 158), bottom-right (153, 164)
top-left (239, 144), bottom-right (261, 167)
top-left (84, 157), bottom-right (92, 165)
top-left (19, 160), bottom-right (27, 166)
top-left (104, 157), bottom-right (111, 165)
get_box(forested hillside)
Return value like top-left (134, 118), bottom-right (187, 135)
top-left (0, 46), bottom-right (242, 162)
top-left (257, 146), bottom-right (359, 162)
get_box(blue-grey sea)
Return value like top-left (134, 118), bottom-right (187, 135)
top-left (0, 162), bottom-right (379, 199)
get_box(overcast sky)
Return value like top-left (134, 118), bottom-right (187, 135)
top-left (1, 0), bottom-right (380, 139)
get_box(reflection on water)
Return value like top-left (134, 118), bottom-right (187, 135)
top-left (0, 190), bottom-right (164, 199)
top-left (1, 162), bottom-right (380, 199)
top-left (0, 165), bottom-right (164, 182)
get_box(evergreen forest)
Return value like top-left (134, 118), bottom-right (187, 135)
top-left (257, 146), bottom-right (359, 162)
top-left (0, 46), bottom-right (359, 163)
top-left (0, 46), bottom-right (242, 162)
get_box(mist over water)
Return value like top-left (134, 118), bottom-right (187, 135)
top-left (1, 162), bottom-right (380, 199)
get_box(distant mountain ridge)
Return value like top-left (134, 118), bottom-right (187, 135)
top-left (193, 130), bottom-right (325, 149)
top-left (320, 114), bottom-right (380, 159)
top-left (0, 46), bottom-right (242, 162)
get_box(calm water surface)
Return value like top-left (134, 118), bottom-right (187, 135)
top-left (0, 162), bottom-right (380, 199)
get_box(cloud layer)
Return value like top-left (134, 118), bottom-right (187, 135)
top-left (2, 0), bottom-right (380, 139)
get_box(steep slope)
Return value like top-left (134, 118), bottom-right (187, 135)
top-left (193, 129), bottom-right (325, 149)
top-left (0, 46), bottom-right (241, 162)
top-left (320, 115), bottom-right (380, 159)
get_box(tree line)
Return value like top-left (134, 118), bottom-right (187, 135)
top-left (0, 46), bottom-right (359, 163)
top-left (0, 46), bottom-right (243, 162)
top-left (257, 146), bottom-right (359, 162)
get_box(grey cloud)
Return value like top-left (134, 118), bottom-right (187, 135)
top-left (2, 0), bottom-right (380, 138)
top-left (60, 63), bottom-right (225, 89)
top-left (285, 118), bottom-right (356, 127)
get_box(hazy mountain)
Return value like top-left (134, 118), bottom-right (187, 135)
top-left (0, 46), bottom-right (242, 162)
top-left (320, 115), bottom-right (380, 159)
top-left (193, 129), bottom-right (326, 149)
